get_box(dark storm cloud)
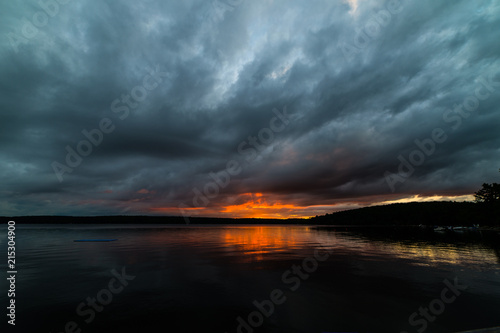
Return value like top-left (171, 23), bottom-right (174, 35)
top-left (1, 0), bottom-right (499, 216)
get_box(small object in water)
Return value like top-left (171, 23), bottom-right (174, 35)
top-left (74, 239), bottom-right (118, 242)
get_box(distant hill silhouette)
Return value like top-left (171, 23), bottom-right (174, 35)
top-left (311, 201), bottom-right (500, 226)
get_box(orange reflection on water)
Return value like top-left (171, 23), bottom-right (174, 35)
top-left (221, 226), bottom-right (310, 261)
top-left (124, 226), bottom-right (500, 269)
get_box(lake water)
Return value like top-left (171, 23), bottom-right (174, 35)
top-left (1, 224), bottom-right (500, 333)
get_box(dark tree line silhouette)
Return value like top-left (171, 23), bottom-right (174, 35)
top-left (474, 169), bottom-right (500, 205)
top-left (312, 169), bottom-right (500, 226)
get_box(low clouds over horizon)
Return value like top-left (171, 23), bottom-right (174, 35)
top-left (1, 0), bottom-right (499, 217)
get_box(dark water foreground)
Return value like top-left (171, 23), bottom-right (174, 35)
top-left (1, 225), bottom-right (499, 333)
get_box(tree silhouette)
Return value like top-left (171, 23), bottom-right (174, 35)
top-left (474, 169), bottom-right (500, 204)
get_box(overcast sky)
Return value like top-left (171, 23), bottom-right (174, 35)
top-left (1, 0), bottom-right (499, 218)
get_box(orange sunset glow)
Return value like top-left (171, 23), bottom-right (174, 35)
top-left (149, 192), bottom-right (477, 219)
top-left (220, 193), bottom-right (301, 218)
top-left (150, 192), bottom-right (317, 219)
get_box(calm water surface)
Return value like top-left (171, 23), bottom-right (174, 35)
top-left (1, 224), bottom-right (499, 333)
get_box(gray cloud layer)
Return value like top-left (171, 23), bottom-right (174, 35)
top-left (1, 0), bottom-right (499, 216)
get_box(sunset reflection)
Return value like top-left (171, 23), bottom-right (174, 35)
top-left (380, 242), bottom-right (499, 267)
top-left (312, 231), bottom-right (500, 268)
top-left (139, 226), bottom-right (499, 268)
top-left (221, 226), bottom-right (309, 261)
